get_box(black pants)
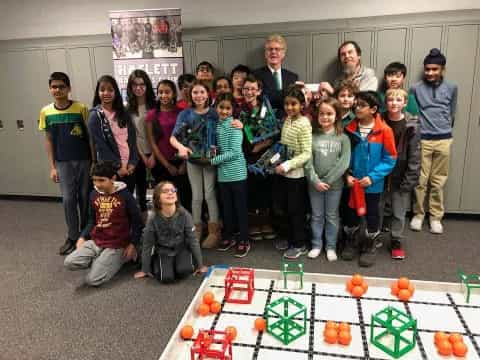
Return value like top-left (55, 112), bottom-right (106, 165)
top-left (151, 160), bottom-right (192, 213)
top-left (344, 192), bottom-right (381, 233)
top-left (219, 180), bottom-right (249, 244)
top-left (247, 173), bottom-right (273, 212)
top-left (273, 176), bottom-right (307, 248)
top-left (134, 156), bottom-right (148, 212)
top-left (151, 248), bottom-right (194, 283)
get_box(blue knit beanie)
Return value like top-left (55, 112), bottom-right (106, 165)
top-left (424, 48), bottom-right (446, 66)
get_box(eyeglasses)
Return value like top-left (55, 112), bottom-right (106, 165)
top-left (266, 47), bottom-right (284, 53)
top-left (161, 188), bottom-right (178, 194)
top-left (197, 66), bottom-right (212, 73)
top-left (243, 87), bottom-right (259, 92)
top-left (355, 102), bottom-right (369, 109)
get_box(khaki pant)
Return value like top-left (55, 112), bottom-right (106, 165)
top-left (413, 138), bottom-right (453, 221)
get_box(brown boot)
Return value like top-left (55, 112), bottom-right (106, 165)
top-left (195, 223), bottom-right (203, 242)
top-left (202, 222), bottom-right (221, 248)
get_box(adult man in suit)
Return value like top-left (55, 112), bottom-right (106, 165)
top-left (253, 34), bottom-right (298, 114)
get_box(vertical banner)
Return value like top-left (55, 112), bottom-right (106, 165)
top-left (109, 8), bottom-right (183, 100)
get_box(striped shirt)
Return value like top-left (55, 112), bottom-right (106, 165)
top-left (211, 117), bottom-right (247, 182)
top-left (38, 101), bottom-right (90, 161)
top-left (280, 115), bottom-right (312, 178)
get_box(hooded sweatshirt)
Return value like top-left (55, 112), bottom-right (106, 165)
top-left (80, 181), bottom-right (142, 249)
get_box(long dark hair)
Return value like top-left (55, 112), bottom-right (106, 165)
top-left (151, 79), bottom-right (178, 141)
top-left (93, 75), bottom-right (130, 128)
top-left (126, 69), bottom-right (156, 115)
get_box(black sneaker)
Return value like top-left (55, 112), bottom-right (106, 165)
top-left (341, 227), bottom-right (358, 261)
top-left (59, 238), bottom-right (76, 255)
top-left (234, 243), bottom-right (251, 258)
top-left (358, 232), bottom-right (378, 267)
top-left (217, 239), bottom-right (237, 252)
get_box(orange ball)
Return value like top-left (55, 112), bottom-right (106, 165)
top-left (361, 281), bottom-right (368, 292)
top-left (180, 325), bottom-right (194, 339)
top-left (437, 339), bottom-right (453, 356)
top-left (351, 274), bottom-right (364, 286)
top-left (254, 318), bottom-right (266, 331)
top-left (448, 333), bottom-right (464, 344)
top-left (324, 328), bottom-right (338, 344)
top-left (434, 331), bottom-right (449, 346)
top-left (197, 303), bottom-right (210, 316)
top-left (453, 341), bottom-right (468, 357)
top-left (325, 321), bottom-right (338, 330)
top-left (398, 277), bottom-right (410, 290)
top-left (338, 322), bottom-right (351, 332)
top-left (391, 282), bottom-right (400, 296)
top-left (225, 326), bottom-right (237, 341)
top-left (346, 279), bottom-right (354, 293)
top-left (202, 291), bottom-right (215, 305)
top-left (351, 285), bottom-right (365, 298)
top-left (210, 301), bottom-right (221, 314)
top-left (338, 330), bottom-right (352, 345)
top-left (408, 283), bottom-right (415, 295)
top-left (397, 289), bottom-right (411, 302)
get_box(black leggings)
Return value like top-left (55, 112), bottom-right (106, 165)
top-left (151, 248), bottom-right (194, 283)
top-left (344, 192), bottom-right (381, 233)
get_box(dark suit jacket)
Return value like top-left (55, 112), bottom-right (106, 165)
top-left (253, 66), bottom-right (299, 114)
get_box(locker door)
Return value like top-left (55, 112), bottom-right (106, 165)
top-left (311, 32), bottom-right (341, 84)
top-left (344, 31), bottom-right (374, 68)
top-left (375, 28), bottom-right (408, 85)
top-left (194, 40), bottom-right (220, 74)
top-left (223, 38), bottom-right (248, 75)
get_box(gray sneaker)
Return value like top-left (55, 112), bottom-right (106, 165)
top-left (283, 246), bottom-right (308, 259)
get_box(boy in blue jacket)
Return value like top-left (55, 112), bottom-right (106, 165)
top-left (343, 91), bottom-right (397, 267)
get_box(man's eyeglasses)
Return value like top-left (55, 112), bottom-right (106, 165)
top-left (266, 47), bottom-right (284, 53)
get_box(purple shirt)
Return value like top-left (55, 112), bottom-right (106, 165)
top-left (145, 108), bottom-right (180, 161)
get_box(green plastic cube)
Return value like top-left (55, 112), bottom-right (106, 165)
top-left (266, 296), bottom-right (306, 345)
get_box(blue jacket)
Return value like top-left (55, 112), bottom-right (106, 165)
top-left (345, 114), bottom-right (397, 194)
top-left (87, 105), bottom-right (138, 167)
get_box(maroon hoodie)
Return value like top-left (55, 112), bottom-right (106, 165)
top-left (80, 181), bottom-right (142, 249)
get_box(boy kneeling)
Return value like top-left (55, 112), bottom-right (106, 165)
top-left (64, 161), bottom-right (142, 286)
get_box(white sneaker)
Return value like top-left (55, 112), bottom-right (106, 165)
top-left (409, 216), bottom-right (423, 231)
top-left (307, 248), bottom-right (321, 259)
top-left (430, 219), bottom-right (444, 234)
top-left (326, 249), bottom-right (338, 262)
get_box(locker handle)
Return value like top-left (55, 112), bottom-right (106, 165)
top-left (17, 120), bottom-right (24, 131)
top-left (0, 120), bottom-right (3, 130)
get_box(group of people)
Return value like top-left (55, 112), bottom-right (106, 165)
top-left (39, 34), bottom-right (457, 286)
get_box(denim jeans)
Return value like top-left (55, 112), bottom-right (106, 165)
top-left (309, 186), bottom-right (342, 250)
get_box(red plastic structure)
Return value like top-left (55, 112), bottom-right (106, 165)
top-left (224, 267), bottom-right (255, 304)
top-left (190, 329), bottom-right (233, 360)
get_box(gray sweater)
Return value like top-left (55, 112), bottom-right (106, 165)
top-left (410, 79), bottom-right (458, 140)
top-left (141, 207), bottom-right (203, 274)
top-left (304, 131), bottom-right (351, 190)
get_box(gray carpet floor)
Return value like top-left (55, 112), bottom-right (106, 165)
top-left (1, 199), bottom-right (479, 360)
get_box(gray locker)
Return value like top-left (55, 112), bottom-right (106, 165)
top-left (247, 37), bottom-right (267, 71)
top-left (46, 49), bottom-right (69, 74)
top-left (408, 26), bottom-right (442, 85)
top-left (311, 33), bottom-right (340, 84)
top-left (344, 31), bottom-right (374, 68)
top-left (182, 40), bottom-right (194, 74)
top-left (194, 40), bottom-right (220, 74)
top-left (375, 28), bottom-right (408, 85)
top-left (282, 34), bottom-right (309, 82)
top-left (92, 46), bottom-right (114, 79)
top-left (222, 38), bottom-right (248, 75)
top-left (68, 47), bottom-right (95, 106)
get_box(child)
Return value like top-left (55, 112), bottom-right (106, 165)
top-left (88, 75), bottom-right (138, 193)
top-left (134, 181), bottom-right (208, 283)
top-left (335, 80), bottom-right (358, 128)
top-left (64, 161), bottom-right (142, 286)
top-left (382, 89), bottom-right (420, 259)
top-left (211, 93), bottom-right (250, 257)
top-left (379, 62), bottom-right (419, 115)
top-left (126, 70), bottom-right (156, 222)
top-left (237, 75), bottom-right (277, 242)
top-left (39, 72), bottom-right (91, 255)
top-left (274, 85), bottom-right (312, 259)
top-left (305, 98), bottom-right (351, 261)
top-left (195, 61), bottom-right (215, 92)
top-left (145, 80), bottom-right (191, 212)
top-left (170, 80), bottom-right (221, 247)
top-left (230, 64), bottom-right (251, 109)
top-left (177, 73), bottom-right (195, 110)
top-left (410, 49), bottom-right (457, 234)
top-left (213, 76), bottom-right (232, 96)
top-left (342, 91), bottom-right (397, 267)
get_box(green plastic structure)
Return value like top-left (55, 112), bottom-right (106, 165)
top-left (282, 260), bottom-right (304, 289)
top-left (370, 306), bottom-right (417, 359)
top-left (458, 269), bottom-right (480, 303)
top-left (266, 296), bottom-right (306, 345)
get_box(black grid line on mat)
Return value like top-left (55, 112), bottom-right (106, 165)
top-left (447, 293), bottom-right (480, 357)
top-left (356, 298), bottom-right (370, 359)
top-left (308, 283), bottom-right (316, 360)
top-left (252, 280), bottom-right (275, 360)
top-left (209, 294), bottom-right (227, 331)
top-left (403, 301), bottom-right (428, 360)
top-left (209, 284), bottom-right (480, 310)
